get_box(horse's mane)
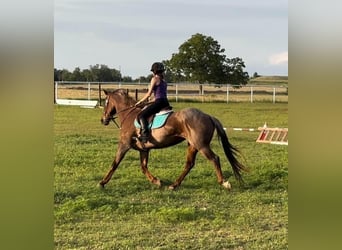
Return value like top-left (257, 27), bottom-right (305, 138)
top-left (113, 89), bottom-right (137, 106)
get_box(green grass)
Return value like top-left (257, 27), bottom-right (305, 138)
top-left (54, 102), bottom-right (288, 249)
top-left (248, 75), bottom-right (288, 86)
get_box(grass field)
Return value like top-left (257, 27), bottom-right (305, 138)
top-left (54, 102), bottom-right (288, 249)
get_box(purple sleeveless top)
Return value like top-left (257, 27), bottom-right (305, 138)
top-left (153, 80), bottom-right (167, 100)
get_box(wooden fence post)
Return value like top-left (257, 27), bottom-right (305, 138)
top-left (54, 81), bottom-right (57, 104)
top-left (98, 82), bottom-right (101, 106)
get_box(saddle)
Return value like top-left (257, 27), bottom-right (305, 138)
top-left (134, 107), bottom-right (173, 130)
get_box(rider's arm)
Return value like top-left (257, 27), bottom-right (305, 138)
top-left (136, 76), bottom-right (158, 105)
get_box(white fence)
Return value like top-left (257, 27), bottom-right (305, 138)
top-left (54, 81), bottom-right (288, 106)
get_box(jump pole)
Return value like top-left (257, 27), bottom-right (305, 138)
top-left (223, 127), bottom-right (257, 131)
top-left (223, 123), bottom-right (288, 146)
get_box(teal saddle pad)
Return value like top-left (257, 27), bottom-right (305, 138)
top-left (134, 110), bottom-right (173, 129)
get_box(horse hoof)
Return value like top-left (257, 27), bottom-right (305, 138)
top-left (99, 182), bottom-right (105, 189)
top-left (222, 181), bottom-right (231, 190)
top-left (153, 178), bottom-right (162, 187)
top-left (151, 178), bottom-right (162, 187)
top-left (168, 185), bottom-right (176, 190)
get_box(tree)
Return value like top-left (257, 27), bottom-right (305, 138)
top-left (89, 64), bottom-right (114, 82)
top-left (54, 68), bottom-right (61, 81)
top-left (54, 69), bottom-right (72, 81)
top-left (71, 67), bottom-right (86, 81)
top-left (122, 76), bottom-right (133, 82)
top-left (136, 76), bottom-right (150, 83)
top-left (226, 57), bottom-right (249, 86)
top-left (82, 69), bottom-right (94, 81)
top-left (54, 65), bottom-right (124, 82)
top-left (166, 33), bottom-right (249, 86)
top-left (110, 68), bottom-right (121, 82)
top-left (252, 72), bottom-right (260, 78)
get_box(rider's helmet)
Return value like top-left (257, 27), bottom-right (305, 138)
top-left (150, 62), bottom-right (165, 74)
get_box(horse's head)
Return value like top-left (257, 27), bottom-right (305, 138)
top-left (101, 89), bottom-right (117, 125)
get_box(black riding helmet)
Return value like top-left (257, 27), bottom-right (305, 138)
top-left (150, 62), bottom-right (165, 74)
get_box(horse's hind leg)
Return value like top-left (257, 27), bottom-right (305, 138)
top-left (199, 147), bottom-right (231, 190)
top-left (139, 150), bottom-right (161, 187)
top-left (169, 144), bottom-right (198, 190)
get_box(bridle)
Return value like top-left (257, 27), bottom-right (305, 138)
top-left (109, 105), bottom-right (136, 128)
top-left (105, 98), bottom-right (153, 129)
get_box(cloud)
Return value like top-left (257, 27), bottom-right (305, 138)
top-left (269, 51), bottom-right (288, 65)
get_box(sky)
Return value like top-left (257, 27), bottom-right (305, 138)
top-left (54, 0), bottom-right (288, 79)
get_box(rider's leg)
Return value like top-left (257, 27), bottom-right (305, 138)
top-left (139, 117), bottom-right (149, 143)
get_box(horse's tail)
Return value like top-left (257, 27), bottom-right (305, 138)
top-left (210, 116), bottom-right (248, 184)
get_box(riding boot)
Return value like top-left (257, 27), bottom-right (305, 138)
top-left (139, 118), bottom-right (149, 143)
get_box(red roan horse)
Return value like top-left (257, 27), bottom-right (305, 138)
top-left (100, 89), bottom-right (248, 190)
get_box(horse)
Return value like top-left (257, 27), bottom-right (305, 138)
top-left (100, 88), bottom-right (248, 190)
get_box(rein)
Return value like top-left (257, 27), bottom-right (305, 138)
top-left (109, 105), bottom-right (135, 128)
top-left (110, 116), bottom-right (121, 128)
top-left (109, 101), bottom-right (153, 128)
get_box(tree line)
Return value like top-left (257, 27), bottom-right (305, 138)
top-left (55, 33), bottom-right (250, 86)
top-left (54, 64), bottom-right (141, 83)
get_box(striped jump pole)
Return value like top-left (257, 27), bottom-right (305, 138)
top-left (223, 127), bottom-right (257, 131)
top-left (224, 123), bottom-right (288, 146)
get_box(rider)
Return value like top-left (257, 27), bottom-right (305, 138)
top-left (135, 62), bottom-right (170, 143)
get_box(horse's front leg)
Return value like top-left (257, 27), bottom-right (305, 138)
top-left (99, 143), bottom-right (130, 188)
top-left (139, 150), bottom-right (161, 187)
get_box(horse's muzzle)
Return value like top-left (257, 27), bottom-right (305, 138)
top-left (101, 117), bottom-right (110, 126)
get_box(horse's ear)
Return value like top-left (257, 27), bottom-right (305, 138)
top-left (103, 89), bottom-right (108, 95)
